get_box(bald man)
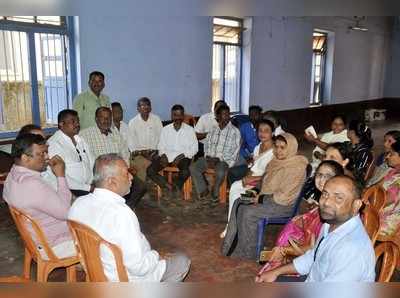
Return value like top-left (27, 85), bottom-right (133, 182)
top-left (256, 175), bottom-right (375, 282)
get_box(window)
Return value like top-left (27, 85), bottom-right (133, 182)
top-left (0, 16), bottom-right (75, 136)
top-left (310, 31), bottom-right (327, 105)
top-left (212, 17), bottom-right (242, 112)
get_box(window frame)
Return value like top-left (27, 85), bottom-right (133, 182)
top-left (310, 30), bottom-right (328, 106)
top-left (212, 17), bottom-right (243, 112)
top-left (0, 16), bottom-right (77, 139)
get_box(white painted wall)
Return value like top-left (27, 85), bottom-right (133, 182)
top-left (248, 16), bottom-right (392, 110)
top-left (77, 16), bottom-right (213, 121)
top-left (384, 19), bottom-right (400, 97)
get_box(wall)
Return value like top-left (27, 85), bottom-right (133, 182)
top-left (248, 16), bottom-right (392, 110)
top-left (77, 16), bottom-right (213, 120)
top-left (384, 18), bottom-right (400, 97)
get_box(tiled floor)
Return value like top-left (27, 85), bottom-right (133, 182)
top-left (0, 119), bottom-right (399, 282)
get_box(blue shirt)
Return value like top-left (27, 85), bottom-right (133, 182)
top-left (239, 121), bottom-right (259, 159)
top-left (293, 215), bottom-right (375, 282)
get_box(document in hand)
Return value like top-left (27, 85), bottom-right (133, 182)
top-left (305, 125), bottom-right (318, 138)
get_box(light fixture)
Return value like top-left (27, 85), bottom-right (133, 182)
top-left (348, 16), bottom-right (368, 32)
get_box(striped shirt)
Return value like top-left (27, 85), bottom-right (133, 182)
top-left (79, 126), bottom-right (130, 165)
top-left (346, 141), bottom-right (372, 182)
top-left (205, 122), bottom-right (241, 167)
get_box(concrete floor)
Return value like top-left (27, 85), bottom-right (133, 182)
top-left (0, 119), bottom-right (399, 282)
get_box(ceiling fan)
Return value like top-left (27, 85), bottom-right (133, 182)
top-left (348, 16), bottom-right (368, 32)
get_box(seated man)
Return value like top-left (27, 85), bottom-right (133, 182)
top-left (147, 104), bottom-right (198, 192)
top-left (190, 104), bottom-right (241, 203)
top-left (43, 109), bottom-right (95, 196)
top-left (256, 175), bottom-right (375, 282)
top-left (3, 134), bottom-right (75, 258)
top-left (127, 97), bottom-right (163, 182)
top-left (194, 100), bottom-right (226, 157)
top-left (111, 102), bottom-right (129, 141)
top-left (68, 154), bottom-right (191, 281)
top-left (80, 107), bottom-right (146, 207)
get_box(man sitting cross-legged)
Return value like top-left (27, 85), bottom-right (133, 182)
top-left (3, 134), bottom-right (75, 259)
top-left (255, 175), bottom-right (375, 282)
top-left (147, 104), bottom-right (198, 193)
top-left (68, 154), bottom-right (191, 281)
top-left (190, 104), bottom-right (241, 203)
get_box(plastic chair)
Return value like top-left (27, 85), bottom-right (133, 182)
top-left (362, 185), bottom-right (386, 212)
top-left (375, 241), bottom-right (398, 282)
top-left (9, 206), bottom-right (79, 282)
top-left (68, 220), bottom-right (129, 282)
top-left (155, 166), bottom-right (192, 201)
top-left (361, 205), bottom-right (380, 245)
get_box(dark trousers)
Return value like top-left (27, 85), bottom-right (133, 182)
top-left (125, 175), bottom-right (147, 208)
top-left (227, 164), bottom-right (249, 185)
top-left (70, 189), bottom-right (90, 197)
top-left (147, 156), bottom-right (191, 190)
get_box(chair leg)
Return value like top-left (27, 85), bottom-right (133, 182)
top-left (183, 177), bottom-right (192, 201)
top-left (36, 261), bottom-right (49, 282)
top-left (23, 248), bottom-right (32, 279)
top-left (66, 265), bottom-right (77, 282)
top-left (219, 176), bottom-right (227, 204)
top-left (156, 185), bottom-right (162, 201)
top-left (256, 219), bottom-right (268, 261)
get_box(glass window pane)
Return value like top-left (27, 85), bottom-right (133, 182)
top-left (213, 18), bottom-right (240, 27)
top-left (36, 16), bottom-right (62, 25)
top-left (6, 16), bottom-right (35, 23)
top-left (0, 30), bottom-right (32, 132)
top-left (35, 33), bottom-right (69, 127)
top-left (212, 44), bottom-right (223, 106)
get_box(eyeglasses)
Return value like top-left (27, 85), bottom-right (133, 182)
top-left (315, 172), bottom-right (334, 180)
top-left (76, 148), bottom-right (86, 162)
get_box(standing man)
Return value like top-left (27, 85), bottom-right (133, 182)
top-left (43, 109), bottom-right (95, 197)
top-left (111, 102), bottom-right (129, 142)
top-left (194, 100), bottom-right (225, 157)
top-left (127, 97), bottom-right (163, 182)
top-left (73, 71), bottom-right (110, 130)
top-left (147, 105), bottom-right (198, 192)
top-left (190, 104), bottom-right (241, 203)
top-left (255, 175), bottom-right (375, 282)
top-left (80, 107), bottom-right (146, 207)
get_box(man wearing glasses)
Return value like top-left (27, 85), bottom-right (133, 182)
top-left (43, 109), bottom-right (95, 197)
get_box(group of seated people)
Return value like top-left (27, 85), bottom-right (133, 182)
top-left (1, 70), bottom-right (399, 283)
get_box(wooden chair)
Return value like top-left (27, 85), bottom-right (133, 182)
top-left (8, 206), bottom-right (79, 282)
top-left (204, 168), bottom-right (228, 204)
top-left (375, 241), bottom-right (398, 282)
top-left (68, 220), bottom-right (128, 282)
top-left (0, 276), bottom-right (30, 283)
top-left (155, 166), bottom-right (192, 201)
top-left (361, 205), bottom-right (380, 246)
top-left (183, 114), bottom-right (197, 127)
top-left (364, 151), bottom-right (376, 182)
top-left (362, 185), bottom-right (386, 212)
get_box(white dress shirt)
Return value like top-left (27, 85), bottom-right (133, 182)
top-left (68, 188), bottom-right (166, 282)
top-left (43, 130), bottom-right (94, 191)
top-left (194, 112), bottom-right (219, 145)
top-left (114, 121), bottom-right (130, 146)
top-left (293, 215), bottom-right (375, 282)
top-left (127, 113), bottom-right (163, 152)
top-left (158, 123), bottom-right (198, 163)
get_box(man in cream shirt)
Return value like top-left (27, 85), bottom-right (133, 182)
top-left (43, 109), bottom-right (94, 196)
top-left (68, 153), bottom-right (190, 281)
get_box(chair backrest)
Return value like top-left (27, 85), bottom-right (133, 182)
top-left (375, 241), bottom-right (398, 282)
top-left (9, 206), bottom-right (58, 262)
top-left (183, 114), bottom-right (196, 127)
top-left (68, 220), bottom-right (129, 282)
top-left (362, 185), bottom-right (386, 212)
top-left (290, 164), bottom-right (313, 217)
top-left (364, 151), bottom-right (376, 181)
top-left (361, 205), bottom-right (380, 245)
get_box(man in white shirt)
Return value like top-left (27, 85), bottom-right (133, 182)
top-left (147, 105), bottom-right (198, 192)
top-left (111, 102), bottom-right (129, 141)
top-left (127, 97), bottom-right (163, 181)
top-left (80, 107), bottom-right (146, 207)
top-left (68, 153), bottom-right (191, 281)
top-left (43, 109), bottom-right (95, 196)
top-left (194, 100), bottom-right (225, 157)
top-left (256, 175), bottom-right (375, 282)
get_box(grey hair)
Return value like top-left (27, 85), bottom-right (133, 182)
top-left (92, 153), bottom-right (125, 187)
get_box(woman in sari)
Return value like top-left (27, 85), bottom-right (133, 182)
top-left (222, 133), bottom-right (308, 260)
